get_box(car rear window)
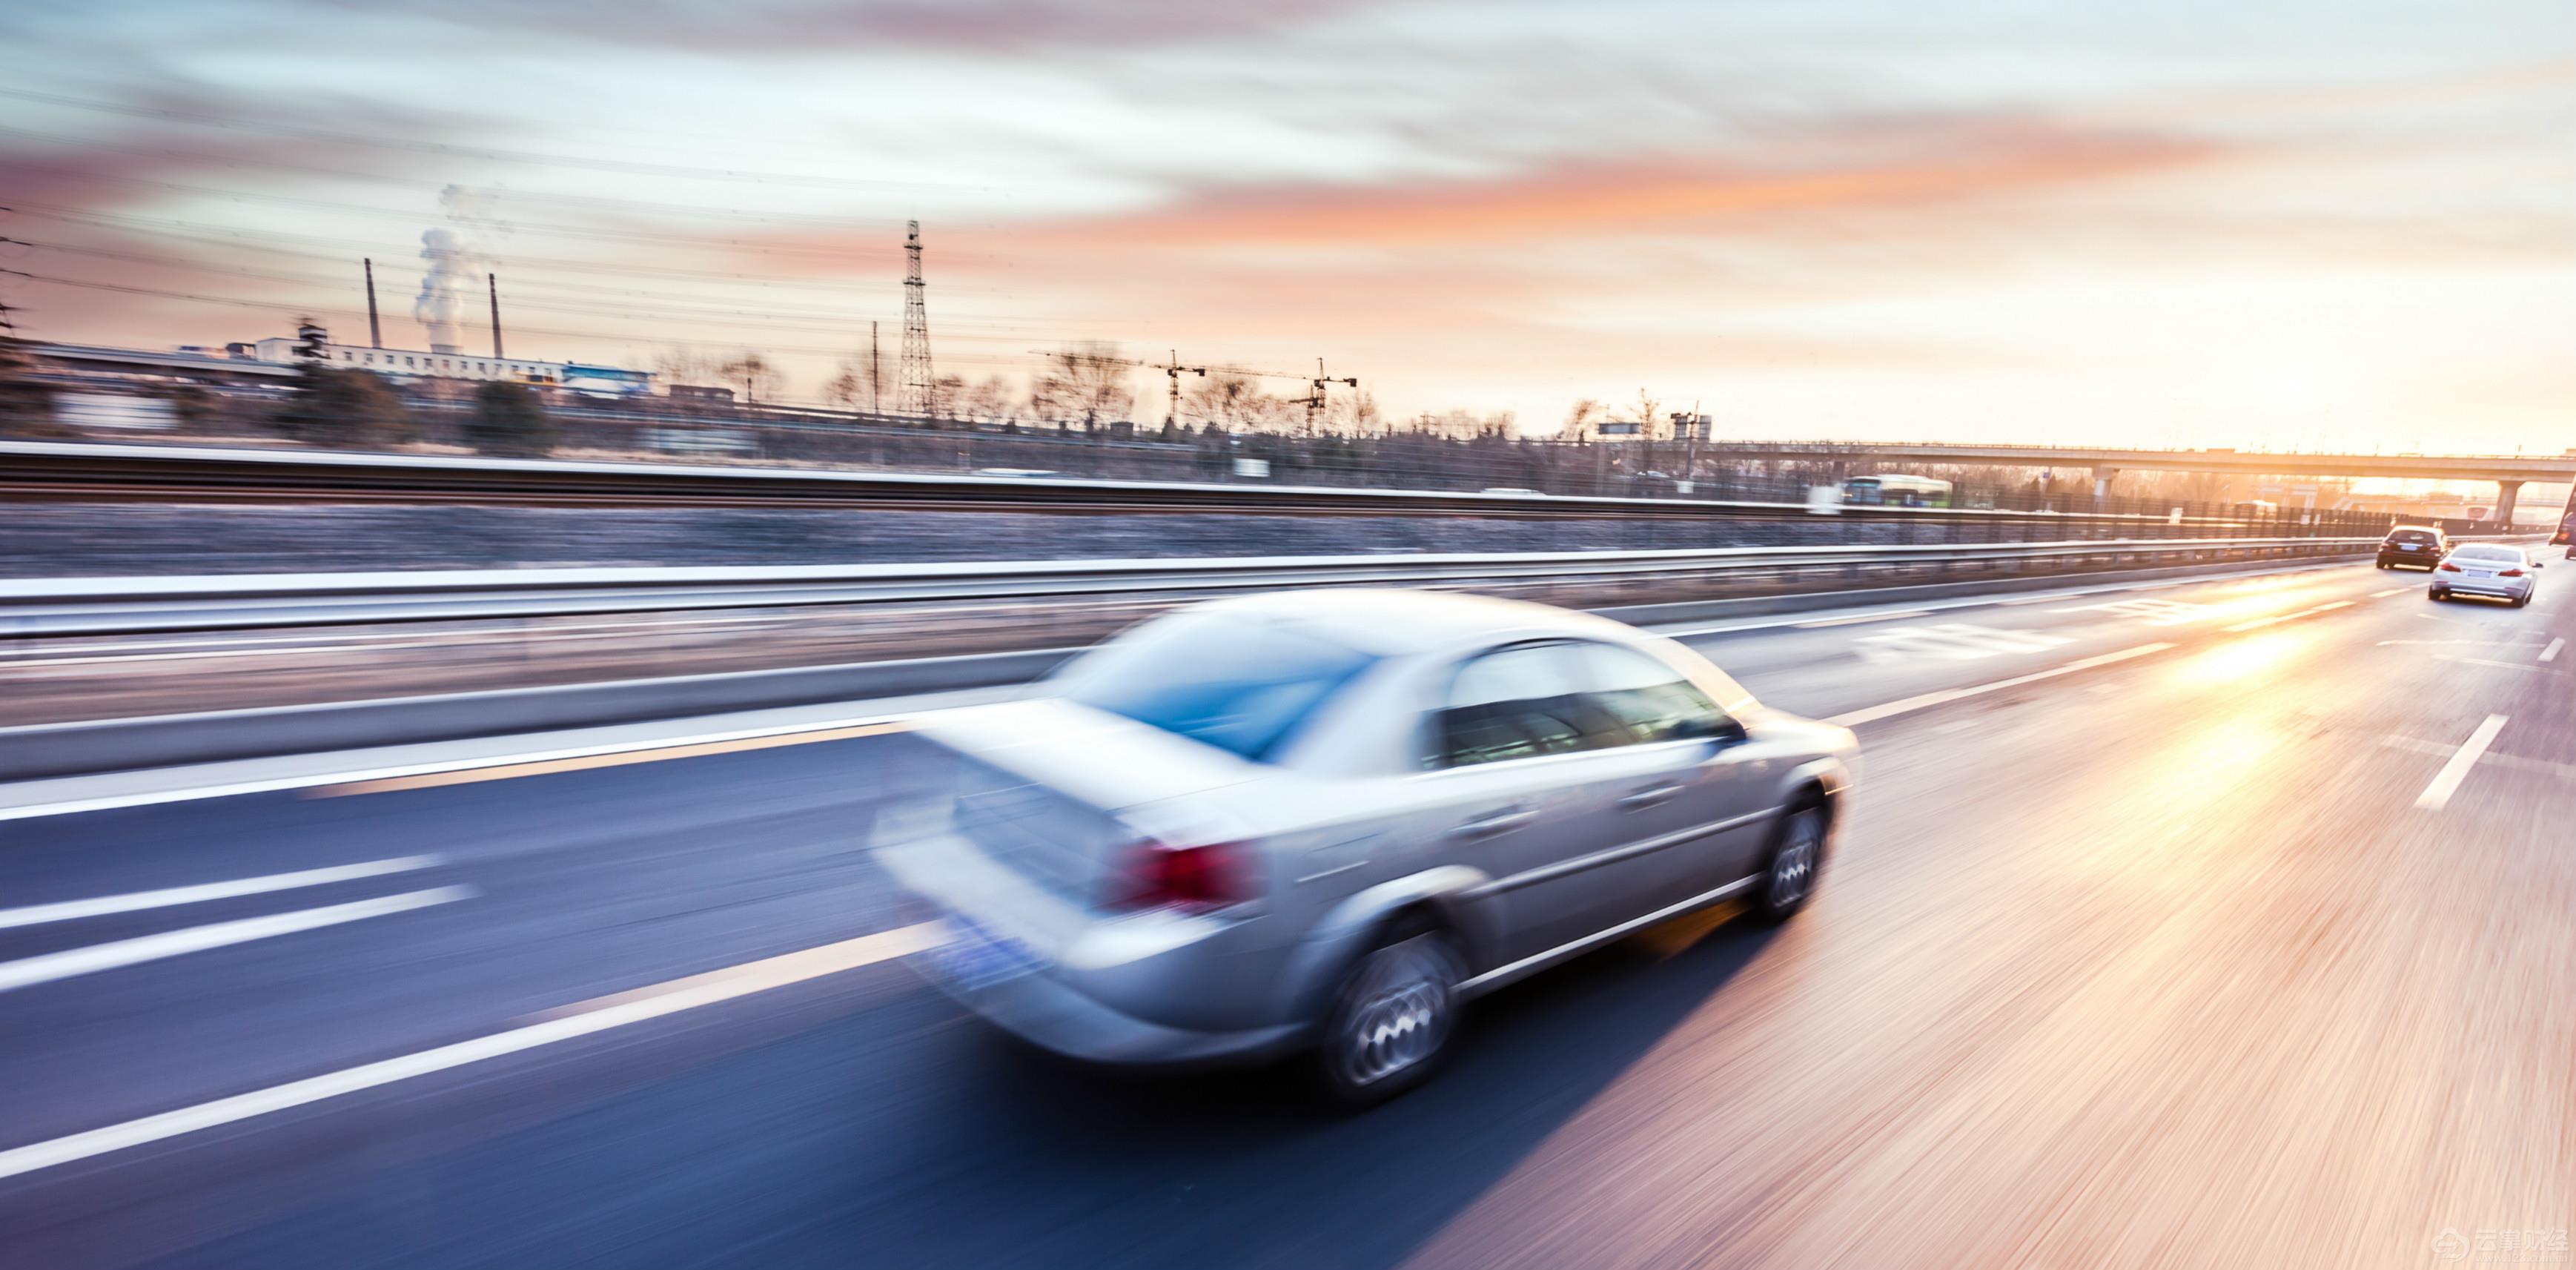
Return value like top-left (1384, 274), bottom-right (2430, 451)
top-left (2388, 530), bottom-right (2437, 543)
top-left (1057, 611), bottom-right (1379, 761)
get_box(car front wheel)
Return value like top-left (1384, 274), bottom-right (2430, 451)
top-left (1752, 805), bottom-right (1829, 922)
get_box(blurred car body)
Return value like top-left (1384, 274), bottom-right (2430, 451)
top-left (875, 589), bottom-right (1858, 1103)
top-left (2429, 543), bottom-right (2539, 606)
top-left (2377, 526), bottom-right (2447, 569)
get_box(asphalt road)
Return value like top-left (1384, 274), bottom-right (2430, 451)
top-left (0, 558), bottom-right (2569, 1269)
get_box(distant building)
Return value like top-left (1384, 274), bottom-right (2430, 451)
top-left (239, 331), bottom-right (654, 398)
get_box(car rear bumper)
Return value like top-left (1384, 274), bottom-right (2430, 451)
top-left (904, 917), bottom-right (1305, 1065)
top-left (2434, 580), bottom-right (2532, 599)
top-left (878, 833), bottom-right (1305, 1068)
top-left (2379, 551), bottom-right (2435, 566)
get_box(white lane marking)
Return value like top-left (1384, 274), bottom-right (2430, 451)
top-left (2433, 655), bottom-right (2553, 673)
top-left (0, 887), bottom-right (472, 993)
top-left (1825, 643), bottom-right (2177, 727)
top-left (0, 921), bottom-right (938, 1182)
top-left (2371, 586), bottom-right (2411, 598)
top-left (2543, 638), bottom-right (2565, 663)
top-left (1793, 609), bottom-right (1933, 629)
top-left (2414, 715), bottom-right (2508, 812)
top-left (0, 856), bottom-right (444, 931)
top-left (2049, 597), bottom-right (2218, 626)
top-left (1851, 623), bottom-right (2073, 664)
top-left (2222, 599), bottom-right (2354, 632)
top-left (2384, 735), bottom-right (2576, 781)
top-left (0, 699), bottom-right (967, 825)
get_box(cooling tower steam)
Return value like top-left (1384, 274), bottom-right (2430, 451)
top-left (414, 185), bottom-right (499, 355)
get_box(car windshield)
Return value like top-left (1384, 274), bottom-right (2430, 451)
top-left (1058, 611), bottom-right (1380, 761)
top-left (2451, 545), bottom-right (2520, 563)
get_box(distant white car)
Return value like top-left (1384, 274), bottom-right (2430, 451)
top-left (2429, 543), bottom-right (2540, 607)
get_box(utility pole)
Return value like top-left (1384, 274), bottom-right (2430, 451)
top-left (486, 273), bottom-right (503, 358)
top-left (899, 221), bottom-right (934, 417)
top-left (869, 320), bottom-right (881, 414)
top-left (1683, 398), bottom-right (1703, 495)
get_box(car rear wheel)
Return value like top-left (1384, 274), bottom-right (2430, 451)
top-left (1311, 921), bottom-right (1463, 1108)
top-left (1752, 805), bottom-right (1829, 923)
top-left (2428, 589), bottom-right (2447, 601)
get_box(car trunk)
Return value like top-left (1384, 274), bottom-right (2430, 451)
top-left (912, 698), bottom-right (1262, 904)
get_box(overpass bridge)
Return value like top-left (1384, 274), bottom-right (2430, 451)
top-left (1697, 441), bottom-right (2576, 525)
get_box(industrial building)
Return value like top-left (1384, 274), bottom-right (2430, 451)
top-left (225, 333), bottom-right (655, 397)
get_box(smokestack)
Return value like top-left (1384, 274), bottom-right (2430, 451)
top-left (363, 259), bottom-right (383, 348)
top-left (488, 273), bottom-right (503, 359)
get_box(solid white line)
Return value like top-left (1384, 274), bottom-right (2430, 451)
top-left (2414, 715), bottom-right (2508, 812)
top-left (2433, 655), bottom-right (2552, 673)
top-left (0, 921), bottom-right (938, 1182)
top-left (0, 702), bottom-right (953, 825)
top-left (0, 856), bottom-right (443, 930)
top-left (2543, 638), bottom-right (2565, 663)
top-left (1824, 642), bottom-right (2177, 728)
top-left (0, 887), bottom-right (472, 993)
top-left (1657, 558), bottom-right (2360, 639)
top-left (1794, 609), bottom-right (1934, 629)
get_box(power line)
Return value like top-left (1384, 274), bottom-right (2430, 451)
top-left (0, 87), bottom-right (987, 194)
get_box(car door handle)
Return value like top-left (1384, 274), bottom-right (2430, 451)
top-left (1618, 783), bottom-right (1684, 810)
top-left (1448, 807), bottom-right (1535, 840)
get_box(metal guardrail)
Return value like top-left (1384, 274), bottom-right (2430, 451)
top-left (0, 440), bottom-right (2351, 528)
top-left (0, 536), bottom-right (2382, 638)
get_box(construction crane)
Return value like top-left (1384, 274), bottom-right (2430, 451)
top-left (1024, 348), bottom-right (1357, 431)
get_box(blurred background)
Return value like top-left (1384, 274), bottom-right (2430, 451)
top-left (0, 1), bottom-right (2571, 1267)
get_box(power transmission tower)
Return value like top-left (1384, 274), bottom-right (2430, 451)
top-left (869, 320), bottom-right (881, 414)
top-left (899, 221), bottom-right (934, 417)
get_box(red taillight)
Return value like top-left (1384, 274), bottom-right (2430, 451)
top-left (2439, 562), bottom-right (2463, 572)
top-left (2499, 569), bottom-right (2525, 577)
top-left (1107, 839), bottom-right (1255, 913)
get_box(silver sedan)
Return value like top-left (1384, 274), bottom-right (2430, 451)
top-left (2429, 543), bottom-right (2541, 606)
top-left (876, 589), bottom-right (1859, 1105)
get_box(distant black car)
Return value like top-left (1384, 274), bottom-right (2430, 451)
top-left (2377, 526), bottom-right (2447, 569)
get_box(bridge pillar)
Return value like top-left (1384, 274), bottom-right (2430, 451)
top-left (2093, 466), bottom-right (2120, 508)
top-left (2494, 480), bottom-right (2523, 529)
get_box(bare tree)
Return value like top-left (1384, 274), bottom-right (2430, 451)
top-left (1030, 342), bottom-right (1135, 429)
top-left (822, 359), bottom-right (865, 409)
top-left (1559, 397), bottom-right (1604, 441)
top-left (1629, 388), bottom-right (1664, 438)
top-left (717, 353), bottom-right (784, 405)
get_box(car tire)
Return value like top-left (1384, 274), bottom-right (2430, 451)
top-left (2513, 595), bottom-right (2529, 609)
top-left (1751, 804), bottom-right (1830, 924)
top-left (1309, 919), bottom-right (1464, 1109)
top-left (2429, 589), bottom-right (2447, 601)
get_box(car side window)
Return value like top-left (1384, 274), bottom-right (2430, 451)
top-left (1435, 643), bottom-right (1623, 768)
top-left (1563, 641), bottom-right (1729, 744)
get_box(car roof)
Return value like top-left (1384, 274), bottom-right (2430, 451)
top-left (1185, 587), bottom-right (1640, 657)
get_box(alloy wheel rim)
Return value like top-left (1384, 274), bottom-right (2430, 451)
top-left (1337, 938), bottom-right (1451, 1088)
top-left (1769, 815), bottom-right (1821, 907)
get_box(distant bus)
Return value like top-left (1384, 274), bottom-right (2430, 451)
top-left (1842, 474), bottom-right (1953, 508)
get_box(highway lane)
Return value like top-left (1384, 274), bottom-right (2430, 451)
top-left (0, 558), bottom-right (2566, 1266)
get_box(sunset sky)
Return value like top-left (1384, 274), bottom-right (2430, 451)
top-left (3, 0), bottom-right (2571, 450)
